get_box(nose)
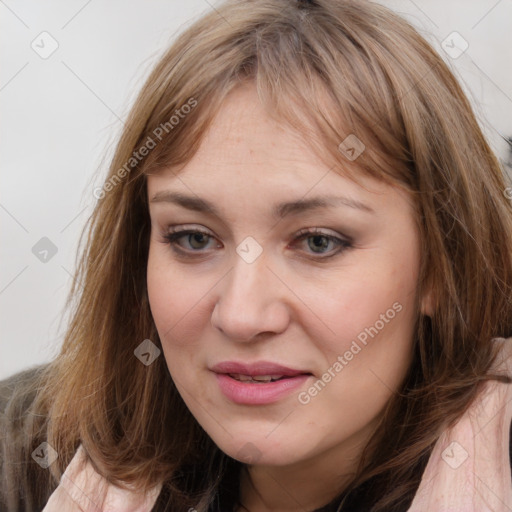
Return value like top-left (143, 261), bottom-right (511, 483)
top-left (210, 250), bottom-right (291, 342)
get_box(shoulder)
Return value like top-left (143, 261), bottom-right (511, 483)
top-left (0, 364), bottom-right (48, 411)
top-left (0, 363), bottom-right (55, 512)
top-left (0, 363), bottom-right (50, 436)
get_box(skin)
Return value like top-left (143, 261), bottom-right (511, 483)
top-left (146, 83), bottom-right (430, 512)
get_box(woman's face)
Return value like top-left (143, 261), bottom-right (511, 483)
top-left (147, 84), bottom-right (423, 475)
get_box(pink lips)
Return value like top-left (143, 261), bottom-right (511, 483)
top-left (210, 360), bottom-right (312, 405)
top-left (211, 360), bottom-right (310, 377)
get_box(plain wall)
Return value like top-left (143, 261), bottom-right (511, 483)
top-left (1, 0), bottom-right (511, 380)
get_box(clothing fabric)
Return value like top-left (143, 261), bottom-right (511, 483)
top-left (41, 444), bottom-right (162, 512)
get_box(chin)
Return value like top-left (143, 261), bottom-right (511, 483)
top-left (214, 437), bottom-right (306, 467)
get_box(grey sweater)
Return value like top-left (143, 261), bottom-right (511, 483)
top-left (0, 364), bottom-right (56, 512)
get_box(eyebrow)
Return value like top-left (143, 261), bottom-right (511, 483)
top-left (150, 191), bottom-right (375, 218)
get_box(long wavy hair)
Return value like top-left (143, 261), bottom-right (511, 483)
top-left (7, 0), bottom-right (512, 510)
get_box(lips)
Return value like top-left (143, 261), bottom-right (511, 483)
top-left (210, 360), bottom-right (311, 378)
top-left (210, 361), bottom-right (313, 405)
top-left (228, 373), bottom-right (285, 382)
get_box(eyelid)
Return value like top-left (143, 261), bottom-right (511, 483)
top-left (294, 226), bottom-right (351, 241)
top-left (166, 224), bottom-right (214, 236)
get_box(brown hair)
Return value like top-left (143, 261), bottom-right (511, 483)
top-left (8, 0), bottom-right (512, 510)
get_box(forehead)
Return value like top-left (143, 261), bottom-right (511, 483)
top-left (148, 86), bottom-right (345, 188)
top-left (146, 84), bottom-right (414, 218)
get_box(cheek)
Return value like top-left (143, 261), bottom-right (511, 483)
top-left (310, 240), bottom-right (420, 397)
top-left (147, 247), bottom-right (196, 345)
top-left (301, 280), bottom-right (417, 440)
top-left (146, 256), bottom-right (197, 389)
top-left (146, 245), bottom-right (217, 375)
top-left (319, 260), bottom-right (417, 349)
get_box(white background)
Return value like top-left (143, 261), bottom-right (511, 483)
top-left (1, 0), bottom-right (511, 380)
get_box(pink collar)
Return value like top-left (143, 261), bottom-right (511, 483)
top-left (43, 444), bottom-right (162, 512)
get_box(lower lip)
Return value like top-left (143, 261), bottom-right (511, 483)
top-left (213, 373), bottom-right (311, 405)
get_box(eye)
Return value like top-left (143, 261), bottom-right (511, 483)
top-left (162, 228), bottom-right (218, 253)
top-left (161, 226), bottom-right (352, 259)
top-left (291, 228), bottom-right (352, 259)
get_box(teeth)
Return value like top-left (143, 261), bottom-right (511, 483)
top-left (229, 373), bottom-right (284, 382)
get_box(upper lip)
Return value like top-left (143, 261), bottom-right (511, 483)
top-left (210, 361), bottom-right (312, 377)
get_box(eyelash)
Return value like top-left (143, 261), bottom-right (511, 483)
top-left (161, 226), bottom-right (352, 260)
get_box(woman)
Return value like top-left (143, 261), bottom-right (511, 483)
top-left (1, 0), bottom-right (511, 510)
